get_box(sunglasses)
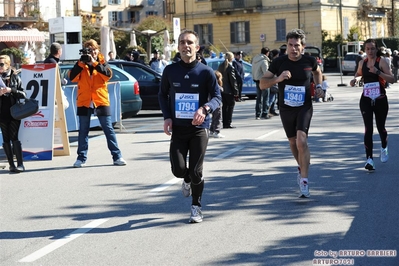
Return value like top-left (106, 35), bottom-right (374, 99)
top-left (0, 63), bottom-right (5, 67)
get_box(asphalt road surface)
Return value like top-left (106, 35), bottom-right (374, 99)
top-left (1, 73), bottom-right (398, 266)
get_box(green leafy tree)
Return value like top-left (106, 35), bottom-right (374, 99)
top-left (0, 47), bottom-right (28, 66)
top-left (136, 16), bottom-right (170, 55)
top-left (82, 21), bottom-right (100, 43)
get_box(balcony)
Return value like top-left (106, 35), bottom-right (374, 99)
top-left (109, 20), bottom-right (135, 30)
top-left (0, 16), bottom-right (39, 29)
top-left (211, 0), bottom-right (262, 13)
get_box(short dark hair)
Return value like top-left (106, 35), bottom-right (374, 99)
top-left (50, 42), bottom-right (62, 55)
top-left (261, 47), bottom-right (270, 54)
top-left (286, 29), bottom-right (306, 45)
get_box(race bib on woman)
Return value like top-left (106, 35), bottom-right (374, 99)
top-left (175, 93), bottom-right (199, 119)
top-left (284, 85), bottom-right (305, 107)
top-left (363, 82), bottom-right (381, 100)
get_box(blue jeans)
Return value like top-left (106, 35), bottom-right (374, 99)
top-left (77, 111), bottom-right (122, 162)
top-left (255, 80), bottom-right (269, 117)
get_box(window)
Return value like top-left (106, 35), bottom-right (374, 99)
top-left (148, 0), bottom-right (155, 5)
top-left (128, 11), bottom-right (140, 23)
top-left (109, 11), bottom-right (122, 27)
top-left (146, 11), bottom-right (158, 17)
top-left (194, 24), bottom-right (213, 46)
top-left (108, 0), bottom-right (121, 4)
top-left (230, 21), bottom-right (250, 44)
top-left (276, 19), bottom-right (286, 41)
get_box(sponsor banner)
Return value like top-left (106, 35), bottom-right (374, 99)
top-left (20, 64), bottom-right (57, 160)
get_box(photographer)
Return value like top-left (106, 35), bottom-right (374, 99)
top-left (68, 39), bottom-right (126, 168)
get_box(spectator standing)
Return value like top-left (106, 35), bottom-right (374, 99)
top-left (44, 42), bottom-right (69, 116)
top-left (0, 55), bottom-right (26, 173)
top-left (209, 70), bottom-right (225, 138)
top-left (268, 49), bottom-right (280, 116)
top-left (260, 29), bottom-right (324, 198)
top-left (350, 39), bottom-right (395, 171)
top-left (123, 52), bottom-right (132, 61)
top-left (149, 50), bottom-right (167, 74)
top-left (132, 51), bottom-right (145, 65)
top-left (158, 30), bottom-right (222, 223)
top-left (68, 39), bottom-right (127, 168)
top-left (108, 51), bottom-right (115, 61)
top-left (217, 52), bottom-right (238, 128)
top-left (44, 42), bottom-right (62, 64)
top-left (252, 47), bottom-right (271, 119)
top-left (232, 51), bottom-right (245, 101)
top-left (321, 75), bottom-right (330, 102)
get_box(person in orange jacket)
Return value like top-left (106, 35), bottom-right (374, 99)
top-left (68, 39), bottom-right (126, 168)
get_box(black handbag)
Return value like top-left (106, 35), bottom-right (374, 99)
top-left (10, 97), bottom-right (39, 120)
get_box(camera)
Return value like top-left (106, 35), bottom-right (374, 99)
top-left (79, 47), bottom-right (92, 62)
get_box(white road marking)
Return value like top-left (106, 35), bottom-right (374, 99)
top-left (212, 145), bottom-right (245, 160)
top-left (149, 130), bottom-right (280, 195)
top-left (19, 218), bottom-right (109, 263)
top-left (256, 129), bottom-right (280, 139)
top-left (148, 178), bottom-right (181, 195)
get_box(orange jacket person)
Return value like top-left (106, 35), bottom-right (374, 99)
top-left (68, 39), bottom-right (126, 168)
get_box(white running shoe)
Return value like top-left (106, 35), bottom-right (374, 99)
top-left (114, 158), bottom-right (127, 166)
top-left (365, 158), bottom-right (375, 171)
top-left (181, 181), bottom-right (191, 197)
top-left (73, 160), bottom-right (86, 168)
top-left (299, 179), bottom-right (310, 198)
top-left (380, 147), bottom-right (389, 163)
top-left (213, 132), bottom-right (225, 138)
top-left (189, 205), bottom-right (203, 223)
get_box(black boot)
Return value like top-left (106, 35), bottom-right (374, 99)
top-left (12, 141), bottom-right (25, 173)
top-left (2, 142), bottom-right (16, 172)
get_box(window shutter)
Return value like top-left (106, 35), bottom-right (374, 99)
top-left (108, 11), bottom-right (113, 25)
top-left (245, 21), bottom-right (250, 43)
top-left (136, 11), bottom-right (140, 23)
top-left (230, 22), bottom-right (235, 43)
top-left (118, 11), bottom-right (123, 24)
top-left (208, 24), bottom-right (213, 44)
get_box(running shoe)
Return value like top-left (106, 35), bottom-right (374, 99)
top-left (213, 132), bottom-right (225, 138)
top-left (189, 205), bottom-right (203, 223)
top-left (380, 147), bottom-right (389, 163)
top-left (365, 158), bottom-right (375, 171)
top-left (73, 160), bottom-right (86, 168)
top-left (114, 158), bottom-right (127, 166)
top-left (182, 181), bottom-right (192, 197)
top-left (299, 179), bottom-right (310, 198)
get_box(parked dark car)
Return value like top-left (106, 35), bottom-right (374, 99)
top-left (205, 58), bottom-right (257, 99)
top-left (59, 64), bottom-right (142, 118)
top-left (108, 60), bottom-right (162, 110)
top-left (304, 46), bottom-right (324, 72)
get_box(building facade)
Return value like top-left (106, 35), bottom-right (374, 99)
top-left (165, 0), bottom-right (395, 56)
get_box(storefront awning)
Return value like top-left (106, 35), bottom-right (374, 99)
top-left (0, 29), bottom-right (45, 43)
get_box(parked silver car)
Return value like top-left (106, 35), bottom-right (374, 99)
top-left (341, 52), bottom-right (358, 75)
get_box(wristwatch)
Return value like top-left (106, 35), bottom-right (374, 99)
top-left (376, 70), bottom-right (381, 75)
top-left (202, 105), bottom-right (211, 114)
